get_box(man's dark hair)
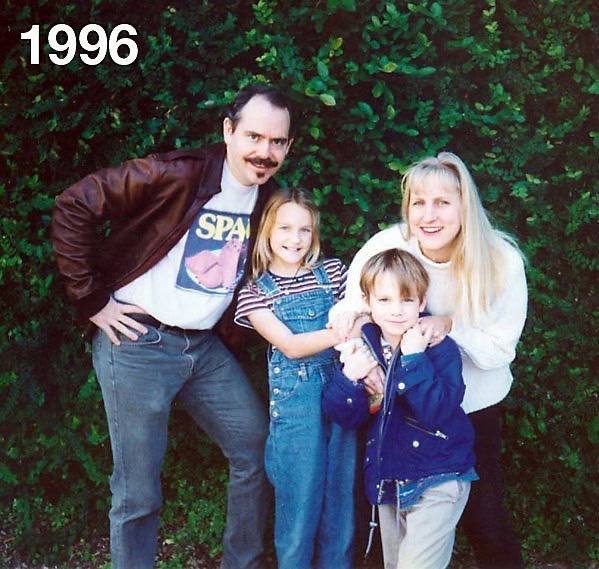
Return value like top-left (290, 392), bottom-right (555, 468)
top-left (226, 84), bottom-right (295, 137)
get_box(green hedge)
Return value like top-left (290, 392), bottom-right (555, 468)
top-left (1, 0), bottom-right (596, 566)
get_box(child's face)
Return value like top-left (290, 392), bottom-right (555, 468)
top-left (365, 270), bottom-right (426, 348)
top-left (268, 202), bottom-right (313, 274)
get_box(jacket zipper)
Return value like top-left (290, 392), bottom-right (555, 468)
top-left (404, 416), bottom-right (448, 440)
top-left (361, 333), bottom-right (400, 485)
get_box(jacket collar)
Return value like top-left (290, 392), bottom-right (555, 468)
top-left (361, 322), bottom-right (384, 356)
top-left (196, 143), bottom-right (279, 202)
top-left (197, 143), bottom-right (227, 198)
top-left (150, 143), bottom-right (227, 200)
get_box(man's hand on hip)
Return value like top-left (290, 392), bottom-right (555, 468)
top-left (90, 297), bottom-right (148, 346)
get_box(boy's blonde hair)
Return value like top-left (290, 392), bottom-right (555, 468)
top-left (251, 187), bottom-right (321, 280)
top-left (400, 152), bottom-right (524, 324)
top-left (360, 248), bottom-right (430, 302)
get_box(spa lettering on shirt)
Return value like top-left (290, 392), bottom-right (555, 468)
top-left (195, 212), bottom-right (250, 242)
top-left (176, 210), bottom-right (251, 295)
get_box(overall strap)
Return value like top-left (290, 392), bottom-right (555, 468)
top-left (312, 262), bottom-right (331, 287)
top-left (254, 271), bottom-right (281, 298)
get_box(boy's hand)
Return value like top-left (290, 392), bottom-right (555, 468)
top-left (400, 323), bottom-right (433, 355)
top-left (342, 341), bottom-right (379, 381)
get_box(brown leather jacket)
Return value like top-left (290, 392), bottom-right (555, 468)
top-left (52, 143), bottom-right (277, 335)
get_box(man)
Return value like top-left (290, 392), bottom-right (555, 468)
top-left (52, 84), bottom-right (294, 569)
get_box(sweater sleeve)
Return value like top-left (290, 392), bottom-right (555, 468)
top-left (329, 225), bottom-right (409, 321)
top-left (449, 246), bottom-right (527, 370)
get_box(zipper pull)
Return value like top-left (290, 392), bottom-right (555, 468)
top-left (434, 430), bottom-right (448, 440)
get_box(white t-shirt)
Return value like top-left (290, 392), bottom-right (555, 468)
top-left (114, 161), bottom-right (258, 329)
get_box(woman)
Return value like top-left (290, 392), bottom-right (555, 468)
top-left (330, 152), bottom-right (527, 569)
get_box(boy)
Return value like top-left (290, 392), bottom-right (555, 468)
top-left (322, 248), bottom-right (477, 569)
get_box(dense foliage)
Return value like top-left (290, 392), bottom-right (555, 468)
top-left (1, 0), bottom-right (596, 566)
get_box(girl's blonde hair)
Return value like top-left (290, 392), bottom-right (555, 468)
top-left (400, 152), bottom-right (524, 324)
top-left (360, 248), bottom-right (430, 302)
top-left (251, 187), bottom-right (321, 280)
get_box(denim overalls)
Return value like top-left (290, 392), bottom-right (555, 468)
top-left (256, 265), bottom-right (357, 569)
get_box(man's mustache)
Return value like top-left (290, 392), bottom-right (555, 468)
top-left (246, 157), bottom-right (278, 168)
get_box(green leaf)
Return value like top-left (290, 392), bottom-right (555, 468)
top-left (588, 80), bottom-right (599, 95)
top-left (319, 93), bottom-right (336, 106)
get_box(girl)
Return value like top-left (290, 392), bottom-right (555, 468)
top-left (234, 187), bottom-right (357, 569)
top-left (330, 152), bottom-right (527, 569)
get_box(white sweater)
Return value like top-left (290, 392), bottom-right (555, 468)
top-left (330, 224), bottom-right (528, 414)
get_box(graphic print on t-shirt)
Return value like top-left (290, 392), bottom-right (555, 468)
top-left (176, 208), bottom-right (250, 295)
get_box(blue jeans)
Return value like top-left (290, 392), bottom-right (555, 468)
top-left (92, 325), bottom-right (270, 569)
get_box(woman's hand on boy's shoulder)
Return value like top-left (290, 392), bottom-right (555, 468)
top-left (418, 315), bottom-right (452, 347)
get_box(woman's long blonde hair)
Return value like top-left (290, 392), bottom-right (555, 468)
top-left (401, 152), bottom-right (524, 324)
top-left (251, 187), bottom-right (321, 280)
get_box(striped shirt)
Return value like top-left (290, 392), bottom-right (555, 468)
top-left (234, 258), bottom-right (347, 329)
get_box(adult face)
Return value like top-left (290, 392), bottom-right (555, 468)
top-left (407, 176), bottom-right (462, 263)
top-left (223, 95), bottom-right (293, 186)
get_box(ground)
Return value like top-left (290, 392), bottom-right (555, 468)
top-left (1, 515), bottom-right (589, 569)
top-left (2, 525), bottom-right (583, 569)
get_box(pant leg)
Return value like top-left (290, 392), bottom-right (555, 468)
top-left (176, 331), bottom-right (270, 569)
top-left (379, 504), bottom-right (401, 569)
top-left (380, 480), bottom-right (470, 569)
top-left (316, 420), bottom-right (357, 569)
top-left (265, 365), bottom-right (327, 569)
top-left (461, 405), bottom-right (524, 569)
top-left (92, 327), bottom-right (190, 569)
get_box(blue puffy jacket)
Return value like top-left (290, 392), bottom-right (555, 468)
top-left (322, 321), bottom-right (475, 506)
